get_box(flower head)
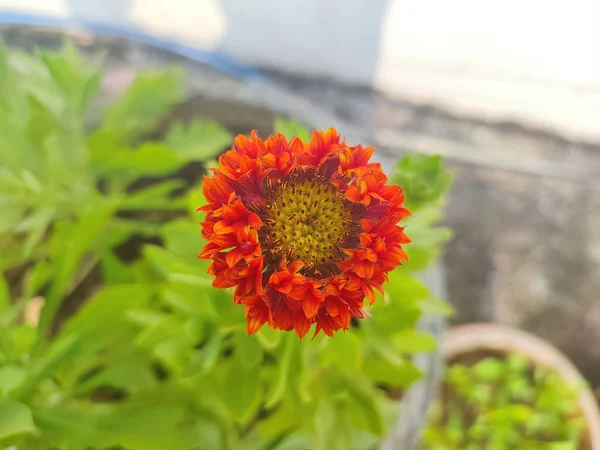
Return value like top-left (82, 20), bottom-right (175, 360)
top-left (199, 129), bottom-right (410, 337)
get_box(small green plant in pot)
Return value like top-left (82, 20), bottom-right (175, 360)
top-left (422, 324), bottom-right (600, 450)
top-left (423, 354), bottom-right (585, 449)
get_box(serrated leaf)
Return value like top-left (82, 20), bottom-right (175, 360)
top-left (166, 120), bottom-right (231, 161)
top-left (389, 153), bottom-right (453, 211)
top-left (40, 41), bottom-right (102, 118)
top-left (32, 389), bottom-right (198, 450)
top-left (99, 69), bottom-right (184, 144)
top-left (119, 179), bottom-right (186, 211)
top-left (92, 142), bottom-right (184, 177)
top-left (37, 198), bottom-right (117, 343)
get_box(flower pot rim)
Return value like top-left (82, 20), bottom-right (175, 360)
top-left (443, 322), bottom-right (600, 449)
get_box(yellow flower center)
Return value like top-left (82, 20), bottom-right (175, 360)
top-left (261, 177), bottom-right (354, 275)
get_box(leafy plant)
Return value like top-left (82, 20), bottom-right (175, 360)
top-left (0, 42), bottom-right (453, 450)
top-left (422, 354), bottom-right (586, 450)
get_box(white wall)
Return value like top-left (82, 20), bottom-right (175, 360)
top-left (1, 0), bottom-right (598, 142)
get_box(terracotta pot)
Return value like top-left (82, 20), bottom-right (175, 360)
top-left (443, 323), bottom-right (600, 449)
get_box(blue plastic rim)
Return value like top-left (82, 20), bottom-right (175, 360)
top-left (0, 11), bottom-right (269, 82)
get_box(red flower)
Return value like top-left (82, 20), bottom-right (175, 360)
top-left (199, 128), bottom-right (410, 337)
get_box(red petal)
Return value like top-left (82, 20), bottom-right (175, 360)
top-left (226, 249), bottom-right (243, 268)
top-left (293, 311), bottom-right (311, 338)
top-left (302, 296), bottom-right (321, 319)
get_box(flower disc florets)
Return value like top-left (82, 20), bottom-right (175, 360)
top-left (199, 128), bottom-right (410, 337)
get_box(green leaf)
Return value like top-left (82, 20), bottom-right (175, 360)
top-left (339, 375), bottom-right (384, 436)
top-left (134, 317), bottom-right (192, 349)
top-left (314, 398), bottom-right (336, 450)
top-left (274, 118), bottom-right (311, 142)
top-left (0, 364), bottom-right (26, 396)
top-left (0, 42), bottom-right (14, 111)
top-left (161, 219), bottom-right (205, 260)
top-left (119, 179), bottom-right (187, 211)
top-left (99, 249), bottom-right (137, 285)
top-left (163, 283), bottom-right (219, 320)
top-left (166, 120), bottom-right (232, 161)
top-left (237, 333), bottom-right (263, 368)
top-left (0, 322), bottom-right (16, 362)
top-left (272, 433), bottom-right (312, 450)
top-left (15, 334), bottom-right (80, 400)
top-left (320, 331), bottom-right (362, 372)
top-left (389, 153), bottom-right (453, 211)
top-left (37, 198), bottom-right (117, 344)
top-left (390, 330), bottom-right (437, 353)
top-left (265, 334), bottom-right (299, 408)
top-left (40, 41), bottom-right (102, 118)
top-left (32, 389), bottom-right (198, 450)
top-left (473, 357), bottom-right (505, 382)
top-left (403, 245), bottom-right (440, 272)
top-left (419, 297), bottom-right (455, 317)
top-left (487, 405), bottom-right (533, 424)
top-left (143, 244), bottom-right (199, 280)
top-left (385, 271), bottom-right (429, 305)
top-left (256, 326), bottom-right (282, 351)
top-left (61, 284), bottom-right (152, 339)
top-left (92, 142), bottom-right (184, 177)
top-left (0, 400), bottom-right (36, 441)
top-left (10, 324), bottom-right (37, 356)
top-left (403, 206), bottom-right (453, 247)
top-left (0, 119), bottom-right (38, 176)
top-left (99, 69), bottom-right (184, 144)
top-left (188, 180), bottom-right (207, 218)
top-left (363, 356), bottom-right (422, 388)
top-left (69, 350), bottom-right (157, 397)
top-left (0, 272), bottom-right (9, 311)
top-left (127, 309), bottom-right (171, 327)
top-left (223, 354), bottom-right (262, 423)
top-left (184, 333), bottom-right (222, 376)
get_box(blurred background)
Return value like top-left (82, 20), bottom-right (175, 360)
top-left (1, 0), bottom-right (599, 399)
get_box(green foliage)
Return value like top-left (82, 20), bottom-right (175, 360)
top-left (389, 153), bottom-right (453, 213)
top-left (422, 354), bottom-right (587, 450)
top-left (274, 117), bottom-right (312, 142)
top-left (0, 44), bottom-right (452, 450)
top-left (390, 158), bottom-right (454, 272)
